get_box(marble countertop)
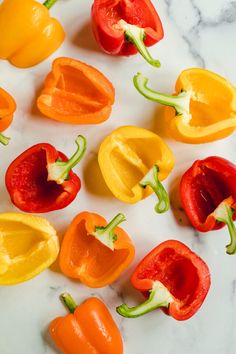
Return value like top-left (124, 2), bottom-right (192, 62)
top-left (0, 0), bottom-right (236, 353)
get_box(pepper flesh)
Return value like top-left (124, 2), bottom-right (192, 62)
top-left (37, 57), bottom-right (115, 124)
top-left (0, 213), bottom-right (59, 285)
top-left (0, 87), bottom-right (16, 145)
top-left (91, 0), bottom-right (164, 67)
top-left (117, 240), bottom-right (210, 320)
top-left (98, 126), bottom-right (175, 210)
top-left (50, 294), bottom-right (123, 354)
top-left (59, 211), bottom-right (135, 288)
top-left (0, 0), bottom-right (64, 68)
top-left (180, 156), bottom-right (236, 254)
top-left (5, 136), bottom-right (86, 213)
top-left (134, 68), bottom-right (236, 143)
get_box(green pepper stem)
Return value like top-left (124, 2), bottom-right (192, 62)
top-left (214, 201), bottom-right (236, 255)
top-left (60, 293), bottom-right (77, 314)
top-left (43, 0), bottom-right (58, 10)
top-left (133, 72), bottom-right (191, 115)
top-left (116, 281), bottom-right (172, 318)
top-left (91, 213), bottom-right (126, 251)
top-left (118, 20), bottom-right (160, 68)
top-left (47, 135), bottom-right (87, 184)
top-left (0, 133), bottom-right (10, 146)
top-left (140, 165), bottom-right (169, 213)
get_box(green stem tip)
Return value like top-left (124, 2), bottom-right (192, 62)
top-left (133, 72), bottom-right (191, 115)
top-left (118, 20), bottom-right (160, 68)
top-left (214, 200), bottom-right (236, 255)
top-left (91, 213), bottom-right (126, 251)
top-left (0, 133), bottom-right (10, 146)
top-left (140, 165), bottom-right (170, 214)
top-left (43, 0), bottom-right (59, 10)
top-left (60, 293), bottom-right (77, 314)
top-left (116, 281), bottom-right (172, 318)
top-left (47, 135), bottom-right (87, 184)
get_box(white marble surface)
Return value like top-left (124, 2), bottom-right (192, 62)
top-left (0, 0), bottom-right (236, 353)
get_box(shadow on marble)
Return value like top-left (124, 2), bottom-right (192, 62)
top-left (0, 185), bottom-right (17, 212)
top-left (83, 151), bottom-right (113, 197)
top-left (118, 277), bottom-right (145, 304)
top-left (150, 105), bottom-right (169, 139)
top-left (42, 325), bottom-right (61, 354)
top-left (50, 227), bottom-right (67, 274)
top-left (72, 21), bottom-right (101, 53)
top-left (30, 82), bottom-right (45, 119)
top-left (169, 175), bottom-right (191, 227)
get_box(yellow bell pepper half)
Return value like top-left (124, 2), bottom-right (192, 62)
top-left (98, 126), bottom-right (175, 213)
top-left (0, 213), bottom-right (59, 285)
top-left (134, 68), bottom-right (236, 144)
top-left (0, 0), bottom-right (65, 68)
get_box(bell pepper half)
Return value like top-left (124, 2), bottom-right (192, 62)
top-left (37, 57), bottom-right (115, 124)
top-left (0, 87), bottom-right (16, 145)
top-left (59, 211), bottom-right (135, 288)
top-left (134, 68), bottom-right (236, 143)
top-left (0, 213), bottom-right (59, 285)
top-left (117, 240), bottom-right (210, 320)
top-left (98, 126), bottom-right (175, 213)
top-left (91, 0), bottom-right (164, 67)
top-left (180, 156), bottom-right (236, 255)
top-left (0, 0), bottom-right (64, 68)
top-left (50, 293), bottom-right (123, 354)
top-left (5, 135), bottom-right (87, 213)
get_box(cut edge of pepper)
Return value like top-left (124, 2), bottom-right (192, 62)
top-left (133, 72), bottom-right (191, 116)
top-left (139, 165), bottom-right (170, 213)
top-left (47, 135), bottom-right (87, 184)
top-left (116, 281), bottom-right (173, 318)
top-left (118, 20), bottom-right (161, 68)
top-left (90, 213), bottom-right (126, 251)
top-left (213, 198), bottom-right (236, 255)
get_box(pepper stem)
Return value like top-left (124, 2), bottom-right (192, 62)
top-left (47, 135), bottom-right (87, 184)
top-left (133, 72), bottom-right (191, 115)
top-left (43, 0), bottom-right (59, 10)
top-left (0, 133), bottom-right (10, 146)
top-left (116, 281), bottom-right (172, 318)
top-left (60, 293), bottom-right (77, 314)
top-left (90, 213), bottom-right (126, 251)
top-left (118, 20), bottom-right (160, 68)
top-left (140, 165), bottom-right (169, 213)
top-left (214, 201), bottom-right (236, 255)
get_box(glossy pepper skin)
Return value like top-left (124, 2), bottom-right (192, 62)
top-left (5, 136), bottom-right (86, 213)
top-left (0, 0), bottom-right (65, 68)
top-left (60, 212), bottom-right (135, 288)
top-left (91, 0), bottom-right (164, 67)
top-left (37, 57), bottom-right (115, 124)
top-left (117, 240), bottom-right (210, 320)
top-left (134, 68), bottom-right (236, 143)
top-left (180, 156), bottom-right (236, 255)
top-left (0, 213), bottom-right (59, 285)
top-left (98, 126), bottom-right (175, 213)
top-left (0, 87), bottom-right (16, 145)
top-left (50, 294), bottom-right (123, 354)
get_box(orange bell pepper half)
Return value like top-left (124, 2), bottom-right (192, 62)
top-left (59, 212), bottom-right (135, 288)
top-left (37, 57), bottom-right (115, 124)
top-left (50, 293), bottom-right (123, 354)
top-left (0, 87), bottom-right (16, 145)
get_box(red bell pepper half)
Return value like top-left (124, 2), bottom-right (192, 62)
top-left (91, 0), bottom-right (164, 67)
top-left (180, 156), bottom-right (236, 255)
top-left (116, 240), bottom-right (210, 320)
top-left (5, 136), bottom-right (86, 213)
